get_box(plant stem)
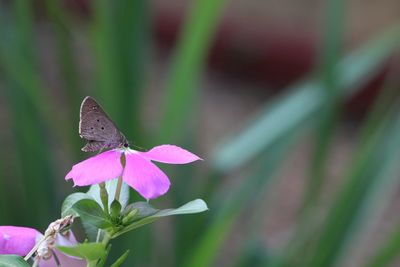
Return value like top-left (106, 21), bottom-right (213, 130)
top-left (99, 182), bottom-right (109, 214)
top-left (96, 229), bottom-right (102, 243)
top-left (114, 176), bottom-right (123, 202)
top-left (102, 232), bottom-right (111, 246)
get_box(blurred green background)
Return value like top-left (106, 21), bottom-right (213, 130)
top-left (1, 0), bottom-right (400, 266)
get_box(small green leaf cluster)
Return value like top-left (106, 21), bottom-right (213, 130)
top-left (60, 180), bottom-right (208, 266)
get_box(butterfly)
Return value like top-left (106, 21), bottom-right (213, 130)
top-left (79, 96), bottom-right (129, 152)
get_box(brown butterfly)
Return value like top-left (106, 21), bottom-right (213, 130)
top-left (79, 96), bottom-right (129, 152)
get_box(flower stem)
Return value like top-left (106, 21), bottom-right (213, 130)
top-left (114, 176), bottom-right (123, 202)
top-left (102, 232), bottom-right (111, 246)
top-left (96, 229), bottom-right (102, 243)
top-left (99, 182), bottom-right (109, 214)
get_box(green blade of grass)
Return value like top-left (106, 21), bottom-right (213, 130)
top-left (304, 101), bottom-right (400, 267)
top-left (366, 225), bottom-right (400, 267)
top-left (186, 26), bottom-right (400, 267)
top-left (91, 0), bottom-right (147, 141)
top-left (43, 0), bottom-right (84, 154)
top-left (154, 1), bottom-right (227, 262)
top-left (158, 0), bottom-right (227, 143)
top-left (271, 75), bottom-right (400, 267)
top-left (0, 10), bottom-right (75, 158)
top-left (302, 0), bottom-right (346, 211)
top-left (90, 2), bottom-right (150, 266)
top-left (182, 133), bottom-right (298, 267)
top-left (91, 0), bottom-right (122, 116)
top-left (0, 1), bottom-right (57, 227)
top-left (212, 24), bottom-right (400, 173)
top-left (112, 0), bottom-right (148, 140)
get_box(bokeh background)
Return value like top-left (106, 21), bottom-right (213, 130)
top-left (1, 0), bottom-right (400, 266)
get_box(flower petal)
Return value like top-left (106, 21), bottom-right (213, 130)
top-left (123, 153), bottom-right (170, 199)
top-left (65, 150), bottom-right (123, 186)
top-left (39, 232), bottom-right (86, 267)
top-left (0, 226), bottom-right (41, 256)
top-left (139, 145), bottom-right (202, 164)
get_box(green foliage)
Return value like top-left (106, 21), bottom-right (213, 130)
top-left (71, 199), bottom-right (113, 229)
top-left (87, 180), bottom-right (130, 210)
top-left (0, 255), bottom-right (30, 267)
top-left (110, 200), bottom-right (122, 220)
top-left (114, 199), bottom-right (208, 237)
top-left (110, 250), bottom-right (130, 267)
top-left (1, 0), bottom-right (400, 266)
top-left (61, 192), bottom-right (94, 217)
top-left (57, 242), bottom-right (106, 261)
top-left (158, 0), bottom-right (228, 143)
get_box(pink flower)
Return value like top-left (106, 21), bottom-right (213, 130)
top-left (65, 145), bottom-right (201, 199)
top-left (39, 233), bottom-right (85, 267)
top-left (0, 226), bottom-right (85, 267)
top-left (0, 226), bottom-right (40, 256)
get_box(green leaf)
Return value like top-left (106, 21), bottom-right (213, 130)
top-left (97, 244), bottom-right (111, 267)
top-left (212, 24), bottom-right (400, 173)
top-left (110, 250), bottom-right (130, 267)
top-left (73, 199), bottom-right (112, 229)
top-left (123, 201), bottom-right (158, 219)
top-left (110, 200), bottom-right (122, 219)
top-left (0, 255), bottom-right (30, 267)
top-left (82, 221), bottom-right (99, 243)
top-left (157, 0), bottom-right (227, 143)
top-left (304, 107), bottom-right (400, 266)
top-left (114, 199), bottom-right (208, 237)
top-left (183, 138), bottom-right (293, 267)
top-left (366, 225), bottom-right (400, 267)
top-left (61, 192), bottom-right (93, 217)
top-left (57, 242), bottom-right (106, 261)
top-left (155, 199), bottom-right (208, 216)
top-left (87, 179), bottom-right (130, 210)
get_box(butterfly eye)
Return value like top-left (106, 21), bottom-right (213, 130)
top-left (124, 143), bottom-right (129, 148)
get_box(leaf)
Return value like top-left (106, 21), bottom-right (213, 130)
top-left (155, 199), bottom-right (208, 217)
top-left (0, 255), bottom-right (30, 267)
top-left (57, 242), bottom-right (106, 261)
top-left (110, 200), bottom-right (122, 219)
top-left (212, 24), bottom-right (400, 173)
top-left (114, 199), bottom-right (208, 237)
top-left (110, 250), bottom-right (130, 267)
top-left (82, 221), bottom-right (99, 242)
top-left (87, 179), bottom-right (130, 210)
top-left (123, 201), bottom-right (158, 219)
top-left (182, 138), bottom-right (293, 267)
top-left (61, 192), bottom-right (93, 217)
top-left (157, 0), bottom-right (228, 143)
top-left (97, 244), bottom-right (111, 267)
top-left (305, 108), bottom-right (400, 267)
top-left (73, 199), bottom-right (112, 229)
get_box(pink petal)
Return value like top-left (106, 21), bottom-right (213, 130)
top-left (39, 251), bottom-right (86, 267)
top-left (0, 226), bottom-right (41, 256)
top-left (139, 145), bottom-right (202, 164)
top-left (123, 152), bottom-right (170, 199)
top-left (65, 150), bottom-right (123, 186)
top-left (39, 232), bottom-right (85, 267)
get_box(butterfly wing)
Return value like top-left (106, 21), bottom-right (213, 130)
top-left (79, 96), bottom-right (126, 151)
